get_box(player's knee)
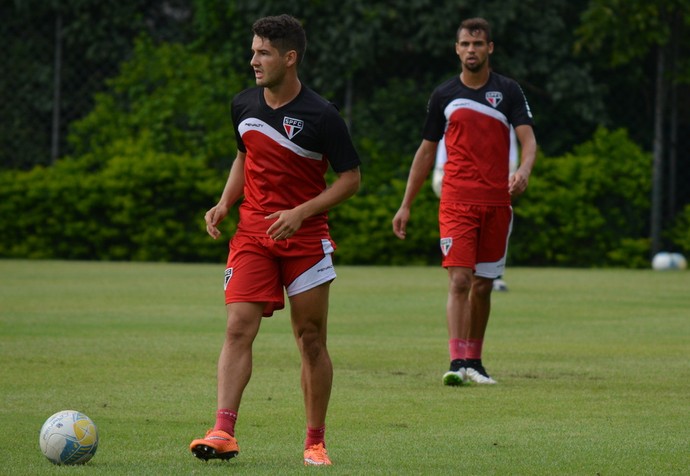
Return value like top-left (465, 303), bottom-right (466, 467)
top-left (472, 277), bottom-right (494, 297)
top-left (448, 273), bottom-right (472, 295)
top-left (296, 327), bottom-right (326, 362)
top-left (224, 325), bottom-right (255, 346)
top-left (224, 315), bottom-right (260, 345)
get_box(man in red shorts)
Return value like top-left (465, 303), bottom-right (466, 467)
top-left (189, 14), bottom-right (360, 465)
top-left (392, 17), bottom-right (537, 385)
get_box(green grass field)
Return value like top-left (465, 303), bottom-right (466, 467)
top-left (1, 260), bottom-right (689, 475)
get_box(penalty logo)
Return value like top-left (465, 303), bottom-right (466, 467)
top-left (224, 268), bottom-right (233, 290)
top-left (440, 237), bottom-right (453, 256)
top-left (283, 117), bottom-right (304, 140)
top-left (485, 91), bottom-right (503, 108)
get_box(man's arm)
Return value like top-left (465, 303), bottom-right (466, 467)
top-left (509, 125), bottom-right (537, 197)
top-left (205, 152), bottom-right (246, 239)
top-left (392, 139), bottom-right (439, 240)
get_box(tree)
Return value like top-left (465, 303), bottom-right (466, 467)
top-left (191, 0), bottom-right (602, 155)
top-left (0, 0), bottom-right (196, 170)
top-left (576, 0), bottom-right (690, 254)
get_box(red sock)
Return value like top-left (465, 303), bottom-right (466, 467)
top-left (450, 338), bottom-right (471, 360)
top-left (466, 339), bottom-right (484, 360)
top-left (213, 409), bottom-right (237, 437)
top-left (305, 426), bottom-right (326, 449)
top-left (449, 338), bottom-right (464, 361)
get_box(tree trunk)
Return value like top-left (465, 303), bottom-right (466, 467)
top-left (650, 44), bottom-right (665, 256)
top-left (51, 13), bottom-right (63, 163)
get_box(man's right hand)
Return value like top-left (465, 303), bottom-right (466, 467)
top-left (205, 204), bottom-right (229, 239)
top-left (392, 207), bottom-right (410, 240)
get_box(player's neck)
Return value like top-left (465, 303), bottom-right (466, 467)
top-left (263, 76), bottom-right (302, 109)
top-left (459, 69), bottom-right (490, 90)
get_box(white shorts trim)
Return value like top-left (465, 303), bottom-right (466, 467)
top-left (474, 211), bottom-right (513, 279)
top-left (286, 240), bottom-right (336, 296)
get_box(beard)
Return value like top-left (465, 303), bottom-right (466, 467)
top-left (462, 56), bottom-right (487, 73)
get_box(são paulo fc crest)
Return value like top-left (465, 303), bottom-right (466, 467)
top-left (283, 117), bottom-right (304, 139)
top-left (224, 268), bottom-right (233, 290)
top-left (485, 91), bottom-right (503, 108)
top-left (440, 237), bottom-right (453, 256)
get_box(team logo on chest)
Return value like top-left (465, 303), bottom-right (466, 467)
top-left (283, 116), bottom-right (304, 140)
top-left (485, 91), bottom-right (503, 108)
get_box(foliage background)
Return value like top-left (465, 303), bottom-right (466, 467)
top-left (1, 0), bottom-right (689, 267)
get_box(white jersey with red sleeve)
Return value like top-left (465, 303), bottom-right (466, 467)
top-left (423, 72), bottom-right (533, 206)
top-left (231, 86), bottom-right (360, 237)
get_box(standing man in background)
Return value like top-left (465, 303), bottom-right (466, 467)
top-left (433, 128), bottom-right (520, 293)
top-left (392, 17), bottom-right (537, 385)
top-left (190, 14), bottom-right (360, 465)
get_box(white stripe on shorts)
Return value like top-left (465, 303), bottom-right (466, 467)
top-left (286, 239), bottom-right (336, 296)
top-left (474, 210), bottom-right (513, 279)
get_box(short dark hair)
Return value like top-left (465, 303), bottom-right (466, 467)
top-left (457, 17), bottom-right (492, 43)
top-left (252, 14), bottom-right (307, 65)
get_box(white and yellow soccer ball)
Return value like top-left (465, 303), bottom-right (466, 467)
top-left (652, 252), bottom-right (688, 271)
top-left (39, 410), bottom-right (98, 465)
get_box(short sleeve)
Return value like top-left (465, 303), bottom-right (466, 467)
top-left (231, 97), bottom-right (246, 153)
top-left (422, 89), bottom-right (446, 142)
top-left (318, 104), bottom-right (361, 173)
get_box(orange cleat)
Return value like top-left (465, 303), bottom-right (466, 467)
top-left (304, 442), bottom-right (332, 466)
top-left (190, 429), bottom-right (239, 461)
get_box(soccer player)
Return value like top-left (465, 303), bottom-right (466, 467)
top-left (189, 14), bottom-right (361, 466)
top-left (392, 17), bottom-right (537, 385)
top-left (433, 129), bottom-right (518, 293)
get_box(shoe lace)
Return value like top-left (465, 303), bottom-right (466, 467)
top-left (205, 429), bottom-right (231, 441)
top-left (466, 360), bottom-right (489, 377)
top-left (305, 443), bottom-right (329, 462)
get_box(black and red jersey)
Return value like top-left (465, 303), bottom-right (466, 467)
top-left (423, 72), bottom-right (533, 205)
top-left (231, 85), bottom-right (360, 236)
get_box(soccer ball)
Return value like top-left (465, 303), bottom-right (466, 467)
top-left (493, 278), bottom-right (509, 292)
top-left (39, 410), bottom-right (98, 465)
top-left (652, 252), bottom-right (688, 271)
top-left (432, 167), bottom-right (444, 198)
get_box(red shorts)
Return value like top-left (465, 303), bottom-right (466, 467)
top-left (224, 232), bottom-right (337, 317)
top-left (438, 202), bottom-right (513, 278)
